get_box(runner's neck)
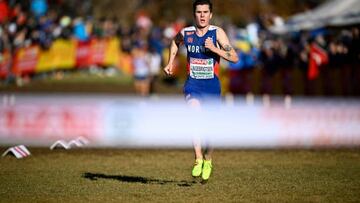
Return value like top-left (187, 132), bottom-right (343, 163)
top-left (196, 25), bottom-right (210, 37)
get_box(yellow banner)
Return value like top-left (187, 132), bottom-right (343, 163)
top-left (36, 39), bottom-right (76, 73)
top-left (36, 48), bottom-right (54, 72)
top-left (104, 38), bottom-right (120, 66)
top-left (52, 39), bottom-right (76, 69)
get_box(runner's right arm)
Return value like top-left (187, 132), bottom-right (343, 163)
top-left (164, 32), bottom-right (184, 75)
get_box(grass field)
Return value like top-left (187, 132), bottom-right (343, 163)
top-left (0, 70), bottom-right (183, 95)
top-left (1, 148), bottom-right (359, 202)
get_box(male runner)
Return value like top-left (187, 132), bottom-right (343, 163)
top-left (164, 0), bottom-right (239, 182)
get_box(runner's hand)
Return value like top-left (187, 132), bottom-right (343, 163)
top-left (164, 64), bottom-right (174, 75)
top-left (205, 37), bottom-right (216, 52)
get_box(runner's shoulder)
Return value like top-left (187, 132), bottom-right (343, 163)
top-left (181, 26), bottom-right (196, 36)
top-left (209, 25), bottom-right (219, 31)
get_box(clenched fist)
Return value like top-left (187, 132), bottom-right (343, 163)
top-left (204, 37), bottom-right (216, 52)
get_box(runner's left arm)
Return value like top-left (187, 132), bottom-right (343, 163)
top-left (204, 27), bottom-right (239, 63)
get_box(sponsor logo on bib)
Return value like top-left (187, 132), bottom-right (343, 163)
top-left (189, 57), bottom-right (214, 79)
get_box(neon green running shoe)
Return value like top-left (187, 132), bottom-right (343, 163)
top-left (201, 159), bottom-right (212, 181)
top-left (192, 159), bottom-right (203, 177)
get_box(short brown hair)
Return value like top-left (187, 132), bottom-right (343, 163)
top-left (193, 0), bottom-right (213, 14)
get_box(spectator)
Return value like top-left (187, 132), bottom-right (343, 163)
top-left (132, 42), bottom-right (151, 96)
top-left (147, 46), bottom-right (162, 94)
top-left (73, 17), bottom-right (89, 42)
top-left (349, 27), bottom-right (360, 95)
top-left (31, 0), bottom-right (48, 18)
top-left (58, 16), bottom-right (72, 39)
top-left (297, 35), bottom-right (310, 95)
top-left (325, 39), bottom-right (340, 95)
top-left (278, 38), bottom-right (295, 96)
top-left (259, 40), bottom-right (280, 95)
top-left (149, 27), bottom-right (165, 55)
top-left (37, 15), bottom-right (54, 49)
top-left (227, 48), bottom-right (244, 95)
top-left (0, 26), bottom-right (5, 52)
top-left (0, 0), bottom-right (9, 24)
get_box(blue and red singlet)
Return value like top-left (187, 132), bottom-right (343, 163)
top-left (181, 25), bottom-right (221, 101)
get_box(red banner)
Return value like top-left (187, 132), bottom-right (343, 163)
top-left (12, 46), bottom-right (40, 76)
top-left (90, 38), bottom-right (107, 65)
top-left (76, 40), bottom-right (92, 68)
top-left (8, 38), bottom-right (122, 75)
top-left (0, 51), bottom-right (11, 78)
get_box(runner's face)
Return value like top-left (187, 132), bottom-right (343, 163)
top-left (194, 4), bottom-right (212, 28)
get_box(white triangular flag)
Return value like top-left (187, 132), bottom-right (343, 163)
top-left (50, 140), bottom-right (70, 150)
top-left (75, 136), bottom-right (90, 145)
top-left (2, 145), bottom-right (31, 159)
top-left (68, 140), bottom-right (83, 148)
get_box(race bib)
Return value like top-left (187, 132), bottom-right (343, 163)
top-left (189, 57), bottom-right (214, 79)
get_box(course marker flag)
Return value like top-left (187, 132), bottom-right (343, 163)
top-left (2, 145), bottom-right (31, 159)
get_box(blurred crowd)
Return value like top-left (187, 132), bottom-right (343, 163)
top-left (0, 0), bottom-right (94, 51)
top-left (227, 25), bottom-right (360, 97)
top-left (0, 0), bottom-right (359, 96)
